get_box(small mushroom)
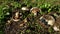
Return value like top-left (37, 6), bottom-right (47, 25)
top-left (53, 26), bottom-right (60, 31)
top-left (21, 7), bottom-right (29, 11)
top-left (15, 12), bottom-right (19, 19)
top-left (40, 15), bottom-right (55, 26)
top-left (13, 12), bottom-right (20, 22)
top-left (30, 7), bottom-right (41, 16)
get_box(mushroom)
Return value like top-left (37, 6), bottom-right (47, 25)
top-left (21, 7), bottom-right (29, 11)
top-left (53, 25), bottom-right (60, 31)
top-left (13, 12), bottom-right (20, 22)
top-left (30, 7), bottom-right (41, 16)
top-left (40, 15), bottom-right (55, 26)
top-left (12, 7), bottom-right (22, 22)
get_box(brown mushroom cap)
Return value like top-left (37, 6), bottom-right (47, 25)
top-left (40, 15), bottom-right (55, 26)
top-left (30, 7), bottom-right (41, 13)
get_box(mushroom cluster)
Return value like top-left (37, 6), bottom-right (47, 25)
top-left (39, 14), bottom-right (60, 32)
top-left (5, 6), bottom-right (60, 34)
